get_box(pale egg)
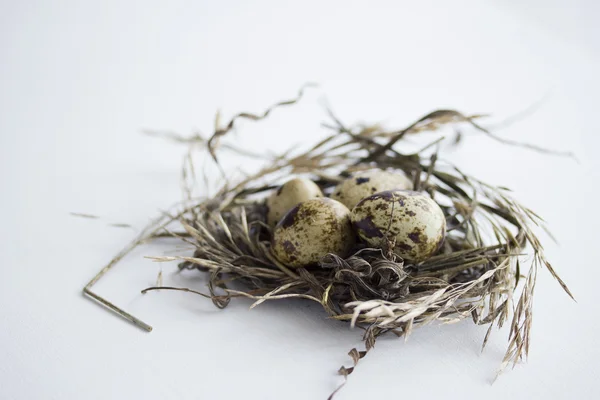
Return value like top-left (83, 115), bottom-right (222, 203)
top-left (331, 169), bottom-right (412, 210)
top-left (266, 178), bottom-right (323, 227)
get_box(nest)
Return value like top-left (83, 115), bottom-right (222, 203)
top-left (83, 86), bottom-right (573, 398)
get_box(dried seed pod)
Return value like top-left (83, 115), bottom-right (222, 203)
top-left (271, 198), bottom-right (355, 267)
top-left (351, 190), bottom-right (446, 262)
top-left (331, 169), bottom-right (412, 210)
top-left (266, 178), bottom-right (323, 226)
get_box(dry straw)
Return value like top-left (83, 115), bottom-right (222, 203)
top-left (83, 85), bottom-right (573, 398)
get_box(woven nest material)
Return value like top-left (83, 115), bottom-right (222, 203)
top-left (84, 86), bottom-right (573, 397)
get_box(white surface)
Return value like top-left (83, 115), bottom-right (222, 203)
top-left (1, 1), bottom-right (599, 399)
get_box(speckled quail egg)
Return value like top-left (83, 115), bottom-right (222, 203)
top-left (331, 169), bottom-right (413, 210)
top-left (266, 178), bottom-right (323, 227)
top-left (351, 190), bottom-right (446, 262)
top-left (271, 198), bottom-right (355, 268)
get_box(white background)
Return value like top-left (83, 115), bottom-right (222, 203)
top-left (1, 1), bottom-right (599, 399)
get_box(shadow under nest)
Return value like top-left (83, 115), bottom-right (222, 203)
top-left (89, 87), bottom-right (573, 398)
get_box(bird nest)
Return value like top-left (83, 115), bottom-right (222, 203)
top-left (83, 86), bottom-right (573, 398)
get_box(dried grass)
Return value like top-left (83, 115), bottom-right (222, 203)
top-left (83, 86), bottom-right (573, 398)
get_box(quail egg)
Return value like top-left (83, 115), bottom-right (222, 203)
top-left (331, 169), bottom-right (412, 210)
top-left (351, 190), bottom-right (446, 262)
top-left (271, 198), bottom-right (355, 268)
top-left (266, 178), bottom-right (323, 226)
